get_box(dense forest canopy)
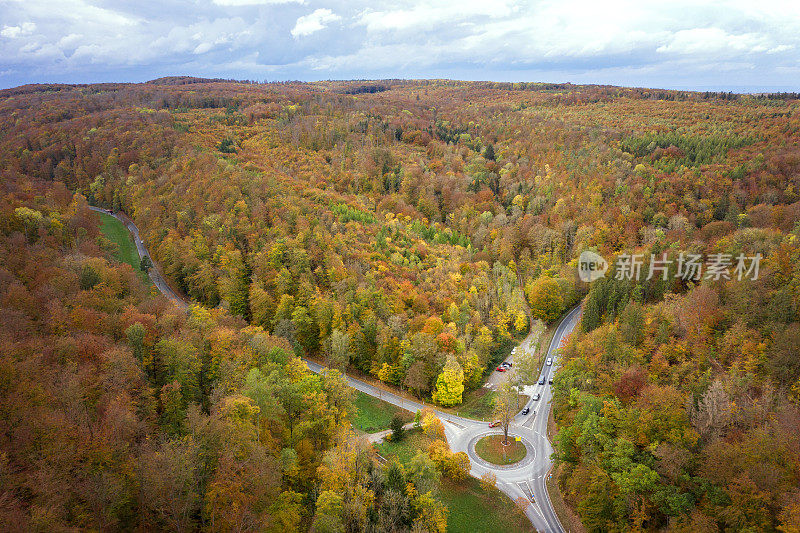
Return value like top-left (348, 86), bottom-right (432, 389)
top-left (1, 78), bottom-right (799, 531)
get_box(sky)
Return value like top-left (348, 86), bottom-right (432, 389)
top-left (2, 0), bottom-right (800, 91)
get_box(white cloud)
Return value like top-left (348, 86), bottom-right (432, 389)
top-left (357, 0), bottom-right (516, 33)
top-left (656, 28), bottom-right (768, 56)
top-left (1, 22), bottom-right (36, 38)
top-left (213, 0), bottom-right (303, 5)
top-left (2, 0), bottom-right (800, 90)
top-left (291, 8), bottom-right (340, 38)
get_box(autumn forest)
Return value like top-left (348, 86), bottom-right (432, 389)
top-left (1, 78), bottom-right (799, 531)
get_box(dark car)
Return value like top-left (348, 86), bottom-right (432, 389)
top-left (521, 407), bottom-right (530, 415)
top-left (532, 393), bottom-right (541, 401)
top-left (503, 362), bottom-right (513, 368)
top-left (548, 378), bottom-right (553, 384)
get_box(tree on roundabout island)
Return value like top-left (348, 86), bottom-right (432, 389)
top-left (493, 381), bottom-right (518, 447)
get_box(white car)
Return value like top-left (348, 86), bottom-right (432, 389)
top-left (546, 357), bottom-right (552, 366)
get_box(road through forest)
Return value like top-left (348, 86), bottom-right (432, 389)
top-left (91, 206), bottom-right (581, 532)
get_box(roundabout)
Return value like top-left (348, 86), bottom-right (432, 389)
top-left (466, 431), bottom-right (536, 470)
top-left (475, 434), bottom-right (528, 465)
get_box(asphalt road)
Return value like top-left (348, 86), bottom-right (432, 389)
top-left (88, 206), bottom-right (188, 308)
top-left (92, 205), bottom-right (583, 532)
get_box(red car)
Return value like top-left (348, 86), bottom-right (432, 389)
top-left (495, 366), bottom-right (506, 372)
top-left (489, 421), bottom-right (501, 428)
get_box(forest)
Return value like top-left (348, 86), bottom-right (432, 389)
top-left (1, 78), bottom-right (799, 531)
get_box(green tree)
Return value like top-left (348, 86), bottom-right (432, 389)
top-left (126, 322), bottom-right (146, 361)
top-left (483, 143), bottom-right (496, 161)
top-left (80, 263), bottom-right (100, 290)
top-left (292, 305), bottom-right (320, 354)
top-left (407, 451), bottom-right (440, 495)
top-left (390, 415), bottom-right (405, 441)
top-left (312, 490), bottom-right (344, 533)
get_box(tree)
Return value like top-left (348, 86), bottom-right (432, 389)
top-left (138, 437), bottom-right (202, 532)
top-left (328, 329), bottom-right (350, 371)
top-left (384, 461), bottom-right (406, 492)
top-left (404, 361), bottom-right (428, 398)
top-left (218, 137), bottom-right (236, 153)
top-left (483, 143), bottom-right (496, 161)
top-left (445, 451), bottom-right (470, 481)
top-left (514, 345), bottom-right (540, 385)
top-left (769, 324), bottom-right (800, 386)
top-left (80, 263), bottom-right (100, 290)
top-left (389, 415), bottom-right (405, 441)
top-left (126, 322), bottom-right (146, 361)
top-left (493, 381), bottom-right (517, 445)
top-left (527, 277), bottom-right (564, 322)
top-left (311, 490), bottom-right (344, 533)
top-left (407, 451), bottom-right (439, 495)
top-left (431, 356), bottom-right (464, 407)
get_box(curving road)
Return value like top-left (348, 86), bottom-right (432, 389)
top-left (303, 307), bottom-right (582, 532)
top-left (88, 206), bottom-right (188, 308)
top-left (91, 205), bottom-right (582, 532)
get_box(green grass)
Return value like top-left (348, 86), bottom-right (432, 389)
top-left (376, 429), bottom-right (530, 533)
top-left (375, 427), bottom-right (426, 464)
top-left (95, 212), bottom-right (151, 285)
top-left (475, 434), bottom-right (527, 465)
top-left (441, 388), bottom-right (529, 421)
top-left (439, 477), bottom-right (530, 533)
top-left (350, 391), bottom-right (413, 433)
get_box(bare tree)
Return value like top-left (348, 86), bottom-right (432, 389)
top-left (690, 380), bottom-right (732, 439)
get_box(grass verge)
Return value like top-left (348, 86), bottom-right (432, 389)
top-left (375, 428), bottom-right (530, 533)
top-left (350, 391), bottom-right (413, 433)
top-left (94, 212), bottom-right (151, 285)
top-left (439, 476), bottom-right (530, 533)
top-left (546, 463), bottom-right (587, 533)
top-left (375, 427), bottom-right (426, 464)
top-left (474, 434), bottom-right (527, 465)
top-left (440, 388), bottom-right (529, 421)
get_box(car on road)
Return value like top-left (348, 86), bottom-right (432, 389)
top-left (521, 407), bottom-right (530, 415)
top-left (532, 393), bottom-right (541, 401)
top-left (548, 378), bottom-right (553, 384)
top-left (503, 362), bottom-right (512, 368)
top-left (495, 366), bottom-right (506, 372)
top-left (546, 357), bottom-right (553, 366)
top-left (538, 375), bottom-right (546, 385)
top-left (489, 420), bottom-right (501, 428)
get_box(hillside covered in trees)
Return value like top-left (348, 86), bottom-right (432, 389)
top-left (1, 78), bottom-right (799, 531)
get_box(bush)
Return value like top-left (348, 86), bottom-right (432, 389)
top-left (79, 264), bottom-right (100, 290)
top-left (390, 415), bottom-right (406, 441)
top-left (218, 137), bottom-right (236, 153)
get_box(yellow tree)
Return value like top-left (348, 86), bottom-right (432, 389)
top-left (431, 356), bottom-right (464, 407)
top-left (526, 277), bottom-right (563, 322)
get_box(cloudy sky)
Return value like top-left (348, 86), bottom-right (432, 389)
top-left (2, 0), bottom-right (800, 91)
